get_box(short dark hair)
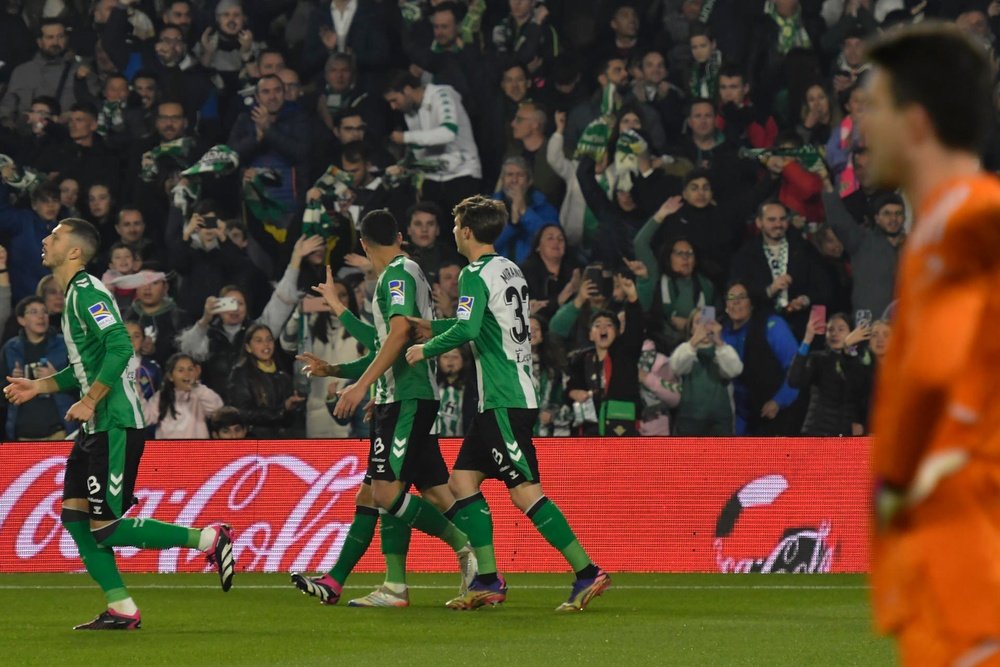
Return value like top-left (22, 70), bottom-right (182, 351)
top-left (596, 55), bottom-right (626, 81)
top-left (69, 102), bottom-right (98, 119)
top-left (59, 217), bottom-right (101, 263)
top-left (774, 129), bottom-right (804, 148)
top-left (867, 23), bottom-right (993, 152)
top-left (718, 62), bottom-right (746, 82)
top-left (16, 295), bottom-right (45, 319)
top-left (453, 196), bottom-right (507, 244)
top-left (340, 141), bottom-right (370, 165)
top-left (37, 17), bottom-right (65, 37)
top-left (756, 199), bottom-right (788, 220)
top-left (687, 97), bottom-right (714, 116)
top-left (384, 70), bottom-right (421, 94)
top-left (360, 209), bottom-right (399, 246)
top-left (552, 53), bottom-right (581, 86)
top-left (208, 406), bottom-right (247, 434)
top-left (30, 95), bottom-right (60, 115)
top-left (872, 192), bottom-right (905, 214)
top-left (683, 168), bottom-right (712, 186)
top-left (333, 107), bottom-right (363, 128)
top-left (109, 240), bottom-right (139, 260)
top-left (430, 1), bottom-right (465, 21)
top-left (133, 69), bottom-right (160, 84)
top-left (31, 181), bottom-right (60, 204)
top-left (689, 21), bottom-right (713, 41)
top-left (259, 47), bottom-right (285, 62)
top-left (589, 308), bottom-right (619, 331)
top-left (407, 201), bottom-right (443, 225)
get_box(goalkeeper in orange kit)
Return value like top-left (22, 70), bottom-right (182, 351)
top-left (862, 24), bottom-right (1000, 667)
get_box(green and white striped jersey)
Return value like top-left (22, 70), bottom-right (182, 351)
top-left (53, 270), bottom-right (144, 434)
top-left (436, 383), bottom-right (464, 436)
top-left (424, 254), bottom-right (538, 411)
top-left (371, 255), bottom-right (439, 404)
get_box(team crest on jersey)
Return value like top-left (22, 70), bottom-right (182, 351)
top-left (87, 302), bottom-right (116, 330)
top-left (388, 279), bottom-right (405, 305)
top-left (457, 295), bottom-right (474, 320)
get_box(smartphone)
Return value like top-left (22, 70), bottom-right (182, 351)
top-left (583, 265), bottom-right (611, 298)
top-left (301, 296), bottom-right (330, 314)
top-left (811, 304), bottom-right (827, 334)
top-left (212, 296), bottom-right (239, 314)
top-left (201, 214), bottom-right (220, 228)
top-left (700, 306), bottom-right (716, 325)
top-left (855, 309), bottom-right (873, 330)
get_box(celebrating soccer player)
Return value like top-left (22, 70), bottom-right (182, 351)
top-left (291, 209), bottom-right (475, 607)
top-left (3, 218), bottom-right (235, 630)
top-left (406, 196), bottom-right (611, 611)
top-left (863, 24), bottom-right (1000, 665)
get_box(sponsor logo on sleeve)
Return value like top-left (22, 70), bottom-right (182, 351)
top-left (87, 302), bottom-right (116, 330)
top-left (388, 280), bottom-right (405, 306)
top-left (456, 296), bottom-right (474, 320)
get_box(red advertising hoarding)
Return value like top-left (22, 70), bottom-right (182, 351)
top-left (0, 438), bottom-right (871, 574)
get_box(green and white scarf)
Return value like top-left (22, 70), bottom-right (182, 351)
top-left (612, 129), bottom-right (647, 193)
top-left (96, 100), bottom-right (125, 137)
top-left (243, 169), bottom-right (287, 225)
top-left (0, 154), bottom-right (42, 195)
top-left (140, 137), bottom-right (197, 182)
top-left (764, 1), bottom-right (812, 55)
top-left (689, 49), bottom-right (722, 99)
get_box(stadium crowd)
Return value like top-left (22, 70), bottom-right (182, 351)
top-left (0, 0), bottom-right (991, 441)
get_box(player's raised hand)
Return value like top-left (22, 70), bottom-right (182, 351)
top-left (3, 376), bottom-right (38, 405)
top-left (405, 343), bottom-right (426, 366)
top-left (406, 316), bottom-right (432, 342)
top-left (334, 382), bottom-right (366, 419)
top-left (296, 352), bottom-right (331, 377)
top-left (312, 266), bottom-right (347, 316)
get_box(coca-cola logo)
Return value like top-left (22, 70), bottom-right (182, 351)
top-left (0, 453), bottom-right (367, 573)
top-left (713, 474), bottom-right (836, 574)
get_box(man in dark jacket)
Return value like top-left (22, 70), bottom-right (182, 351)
top-left (0, 178), bottom-right (59, 302)
top-left (730, 200), bottom-right (831, 338)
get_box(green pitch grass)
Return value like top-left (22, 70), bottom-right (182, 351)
top-left (0, 573), bottom-right (893, 666)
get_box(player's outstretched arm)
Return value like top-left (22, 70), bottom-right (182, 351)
top-left (408, 273), bottom-right (487, 363)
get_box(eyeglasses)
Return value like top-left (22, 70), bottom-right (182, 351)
top-left (671, 250), bottom-right (695, 258)
top-left (726, 294), bottom-right (749, 302)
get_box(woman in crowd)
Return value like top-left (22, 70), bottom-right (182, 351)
top-left (638, 339), bottom-right (682, 436)
top-left (522, 224), bottom-right (580, 321)
top-left (530, 313), bottom-right (570, 436)
top-left (788, 312), bottom-right (873, 436)
top-left (795, 81), bottom-right (838, 146)
top-left (143, 353), bottom-right (223, 439)
top-left (227, 323), bottom-right (305, 439)
top-left (720, 281), bottom-right (800, 436)
top-left (669, 306), bottom-right (744, 436)
top-left (84, 181), bottom-right (118, 252)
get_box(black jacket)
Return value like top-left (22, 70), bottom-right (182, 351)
top-left (788, 347), bottom-right (872, 436)
top-left (227, 362), bottom-right (300, 439)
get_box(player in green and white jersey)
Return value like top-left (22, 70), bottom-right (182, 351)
top-left (3, 219), bottom-right (235, 630)
top-left (406, 196), bottom-right (611, 611)
top-left (291, 210), bottom-right (474, 608)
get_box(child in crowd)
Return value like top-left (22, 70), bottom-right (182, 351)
top-left (143, 353), bottom-right (224, 439)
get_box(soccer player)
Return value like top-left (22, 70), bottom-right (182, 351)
top-left (3, 218), bottom-right (235, 630)
top-left (405, 196), bottom-right (611, 611)
top-left (291, 209), bottom-right (474, 607)
top-left (863, 25), bottom-right (1000, 665)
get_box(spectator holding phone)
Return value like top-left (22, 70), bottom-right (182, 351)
top-left (522, 224), bottom-right (580, 321)
top-left (668, 305), bottom-right (744, 436)
top-left (788, 310), bottom-right (873, 436)
top-left (549, 262), bottom-right (618, 352)
top-left (143, 353), bottom-right (224, 439)
top-left (721, 281), bottom-right (800, 436)
top-left (566, 273), bottom-right (645, 436)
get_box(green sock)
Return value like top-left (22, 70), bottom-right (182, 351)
top-left (328, 505), bottom-right (379, 585)
top-left (97, 517), bottom-right (200, 550)
top-left (453, 494), bottom-right (497, 576)
top-left (393, 493), bottom-right (467, 551)
top-left (64, 517), bottom-right (130, 604)
top-left (379, 511), bottom-right (411, 586)
top-left (528, 498), bottom-right (592, 572)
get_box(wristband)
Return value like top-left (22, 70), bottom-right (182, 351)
top-left (798, 342), bottom-right (810, 356)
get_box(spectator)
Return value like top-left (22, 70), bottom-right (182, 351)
top-left (566, 273), bottom-right (644, 436)
top-left (721, 281), bottom-right (800, 436)
top-left (336, 141), bottom-right (413, 228)
top-left (0, 296), bottom-right (73, 440)
top-left (56, 176), bottom-right (81, 217)
top-left (0, 18), bottom-right (98, 124)
top-left (747, 0), bottom-right (824, 110)
top-left (730, 200), bottom-right (831, 338)
top-left (4, 95), bottom-right (67, 167)
top-left (208, 406), bottom-right (249, 439)
top-left (754, 130), bottom-right (825, 224)
top-left (143, 352), bottom-right (224, 439)
top-left (34, 103), bottom-right (121, 195)
top-left (530, 314), bottom-right (570, 436)
top-left (432, 259), bottom-right (462, 319)
top-left (869, 318), bottom-right (890, 363)
top-left (788, 310), bottom-right (873, 436)
top-left (35, 274), bottom-right (64, 333)
top-left (101, 241), bottom-right (142, 309)
top-left (383, 71), bottom-right (483, 215)
top-left (716, 62), bottom-right (779, 148)
top-left (127, 270), bottom-right (182, 368)
top-left (595, 5), bottom-right (651, 70)
top-left (404, 201), bottom-right (464, 285)
top-left (84, 181), bottom-right (117, 251)
top-left (492, 156), bottom-right (559, 264)
top-left (627, 48), bottom-right (686, 147)
top-left (672, 98), bottom-right (753, 201)
top-left (687, 22), bottom-right (722, 100)
top-left (492, 0), bottom-right (559, 81)
top-left (638, 338), bottom-right (682, 436)
top-left (795, 81), bottom-right (837, 146)
top-left (668, 306), bottom-right (744, 435)
top-left (545, 109), bottom-right (590, 253)
top-left (522, 224), bottom-right (580, 320)
top-left (435, 347), bottom-right (472, 437)
top-left (565, 56), bottom-right (630, 154)
top-left (509, 100), bottom-right (565, 206)
top-left (810, 223), bottom-right (853, 316)
top-left (193, 0), bottom-right (261, 93)
top-left (0, 175), bottom-right (59, 302)
top-left (825, 82), bottom-right (865, 195)
top-left (0, 246), bottom-right (10, 337)
top-left (824, 188), bottom-right (906, 318)
top-left (175, 234), bottom-right (322, 399)
top-left (124, 319), bottom-right (162, 401)
top-left (112, 206), bottom-right (163, 268)
top-left (316, 53), bottom-right (375, 133)
top-left (550, 262), bottom-right (617, 351)
top-left (302, 0), bottom-right (391, 88)
top-left (227, 322), bottom-right (305, 439)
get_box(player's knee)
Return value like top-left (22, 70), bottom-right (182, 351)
top-left (421, 483), bottom-right (454, 511)
top-left (448, 474), bottom-right (478, 500)
top-left (510, 483), bottom-right (544, 513)
top-left (371, 483), bottom-right (400, 511)
top-left (355, 482), bottom-right (374, 507)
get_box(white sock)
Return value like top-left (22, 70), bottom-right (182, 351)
top-left (109, 597), bottom-right (138, 615)
top-left (383, 582), bottom-right (407, 594)
top-left (197, 526), bottom-right (216, 552)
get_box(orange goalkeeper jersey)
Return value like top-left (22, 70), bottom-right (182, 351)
top-left (872, 173), bottom-right (1000, 489)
